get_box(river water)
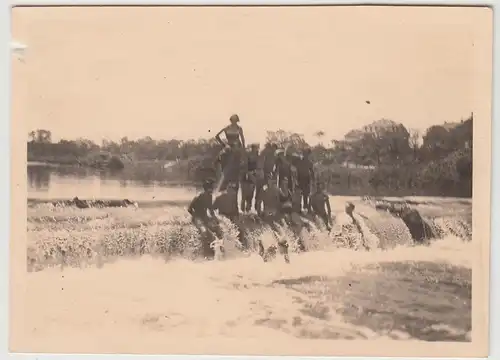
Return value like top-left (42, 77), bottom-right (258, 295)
top-left (23, 163), bottom-right (474, 353)
top-left (28, 163), bottom-right (195, 201)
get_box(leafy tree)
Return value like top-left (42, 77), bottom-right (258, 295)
top-left (28, 129), bottom-right (52, 144)
top-left (26, 114), bottom-right (474, 197)
top-left (265, 130), bottom-right (309, 153)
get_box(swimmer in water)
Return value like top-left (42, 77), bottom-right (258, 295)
top-left (344, 201), bottom-right (369, 250)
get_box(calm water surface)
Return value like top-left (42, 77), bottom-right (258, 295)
top-left (27, 164), bottom-right (196, 201)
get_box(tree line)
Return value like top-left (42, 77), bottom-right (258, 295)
top-left (27, 114), bottom-right (473, 197)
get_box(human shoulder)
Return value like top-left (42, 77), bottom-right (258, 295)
top-left (200, 191), bottom-right (213, 201)
top-left (190, 192), bottom-right (204, 208)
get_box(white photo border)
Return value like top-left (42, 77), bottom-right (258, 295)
top-left (1, 1), bottom-right (497, 359)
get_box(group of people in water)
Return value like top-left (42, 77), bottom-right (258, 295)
top-left (188, 114), bottom-right (335, 262)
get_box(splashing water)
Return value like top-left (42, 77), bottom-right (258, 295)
top-left (23, 196), bottom-right (472, 353)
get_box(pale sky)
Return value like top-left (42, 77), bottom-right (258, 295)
top-left (11, 6), bottom-right (491, 145)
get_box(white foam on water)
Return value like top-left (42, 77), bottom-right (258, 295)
top-left (23, 236), bottom-right (472, 352)
top-left (23, 196), bottom-right (473, 353)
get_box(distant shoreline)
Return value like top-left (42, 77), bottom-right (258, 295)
top-left (27, 198), bottom-right (192, 209)
top-left (27, 161), bottom-right (59, 167)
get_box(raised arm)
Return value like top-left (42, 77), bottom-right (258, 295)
top-left (239, 126), bottom-right (246, 149)
top-left (272, 156), bottom-right (279, 179)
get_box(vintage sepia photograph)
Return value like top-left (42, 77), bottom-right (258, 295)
top-left (10, 5), bottom-right (492, 357)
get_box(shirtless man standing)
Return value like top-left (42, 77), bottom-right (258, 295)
top-left (296, 148), bottom-right (315, 211)
top-left (213, 182), bottom-right (239, 222)
top-left (255, 143), bottom-right (278, 214)
top-left (309, 182), bottom-right (332, 232)
top-left (275, 150), bottom-right (291, 193)
top-left (188, 180), bottom-right (221, 258)
top-left (213, 182), bottom-right (247, 248)
top-left (241, 144), bottom-right (260, 213)
top-left (258, 176), bottom-right (290, 263)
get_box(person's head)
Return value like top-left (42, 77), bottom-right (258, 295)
top-left (250, 143), bottom-right (259, 153)
top-left (203, 180), bottom-right (214, 193)
top-left (345, 202), bottom-right (355, 216)
top-left (229, 114), bottom-right (240, 125)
